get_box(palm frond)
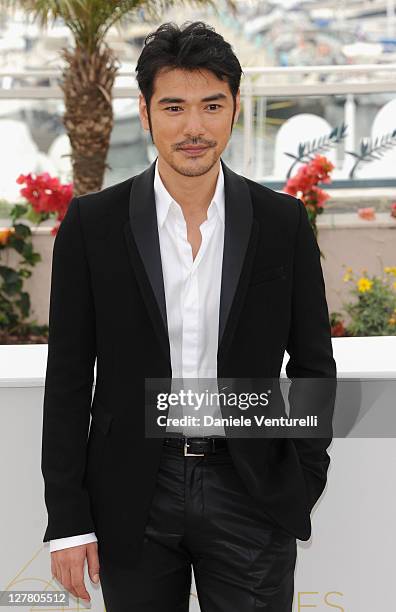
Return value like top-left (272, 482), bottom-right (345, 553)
top-left (101, 0), bottom-right (222, 40)
top-left (1, 0), bottom-right (235, 50)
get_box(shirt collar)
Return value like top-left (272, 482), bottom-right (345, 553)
top-left (154, 158), bottom-right (225, 228)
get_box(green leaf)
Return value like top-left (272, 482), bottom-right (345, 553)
top-left (2, 276), bottom-right (23, 295)
top-left (19, 268), bottom-right (32, 279)
top-left (13, 223), bottom-right (31, 239)
top-left (10, 204), bottom-right (28, 221)
top-left (16, 292), bottom-right (30, 318)
top-left (26, 208), bottom-right (48, 224)
top-left (0, 266), bottom-right (19, 283)
top-left (7, 236), bottom-right (25, 254)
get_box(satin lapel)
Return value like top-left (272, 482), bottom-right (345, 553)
top-left (217, 159), bottom-right (259, 367)
top-left (123, 159), bottom-right (171, 366)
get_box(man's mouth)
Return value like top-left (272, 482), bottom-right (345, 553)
top-left (179, 145), bottom-right (209, 155)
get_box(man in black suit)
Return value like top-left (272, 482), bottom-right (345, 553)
top-left (42, 21), bottom-right (336, 612)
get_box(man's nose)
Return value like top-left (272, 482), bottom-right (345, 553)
top-left (182, 109), bottom-right (206, 138)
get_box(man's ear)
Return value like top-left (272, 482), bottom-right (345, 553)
top-left (139, 93), bottom-right (150, 131)
top-left (233, 89), bottom-right (241, 126)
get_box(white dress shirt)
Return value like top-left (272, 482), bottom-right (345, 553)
top-left (50, 159), bottom-right (225, 552)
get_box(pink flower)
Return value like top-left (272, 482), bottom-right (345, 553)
top-left (358, 207), bottom-right (376, 220)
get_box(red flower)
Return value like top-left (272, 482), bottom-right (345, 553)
top-left (16, 172), bottom-right (73, 227)
top-left (284, 155), bottom-right (333, 218)
top-left (310, 155), bottom-right (334, 182)
top-left (331, 321), bottom-right (346, 337)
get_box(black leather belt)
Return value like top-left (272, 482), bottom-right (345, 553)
top-left (163, 436), bottom-right (228, 456)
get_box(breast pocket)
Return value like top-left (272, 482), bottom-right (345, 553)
top-left (249, 264), bottom-right (286, 286)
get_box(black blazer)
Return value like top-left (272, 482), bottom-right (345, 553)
top-left (41, 157), bottom-right (337, 568)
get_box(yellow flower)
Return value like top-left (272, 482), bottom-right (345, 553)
top-left (343, 273), bottom-right (351, 282)
top-left (393, 281), bottom-right (396, 290)
top-left (357, 277), bottom-right (373, 293)
top-left (384, 267), bottom-right (391, 274)
top-left (346, 266), bottom-right (353, 273)
top-left (0, 228), bottom-right (13, 245)
top-left (392, 267), bottom-right (396, 277)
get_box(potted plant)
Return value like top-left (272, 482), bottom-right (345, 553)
top-left (0, 173), bottom-right (73, 344)
top-left (330, 266), bottom-right (396, 337)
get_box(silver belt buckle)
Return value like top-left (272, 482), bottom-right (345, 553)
top-left (184, 440), bottom-right (205, 457)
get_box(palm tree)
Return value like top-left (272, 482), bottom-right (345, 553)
top-left (2, 1), bottom-right (230, 195)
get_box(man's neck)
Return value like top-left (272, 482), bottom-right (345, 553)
top-left (157, 156), bottom-right (221, 219)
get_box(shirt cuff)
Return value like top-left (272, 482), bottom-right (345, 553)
top-left (49, 532), bottom-right (98, 552)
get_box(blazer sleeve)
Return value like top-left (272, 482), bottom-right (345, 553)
top-left (285, 198), bottom-right (337, 513)
top-left (41, 196), bottom-right (96, 542)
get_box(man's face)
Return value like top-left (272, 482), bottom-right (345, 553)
top-left (139, 67), bottom-right (240, 177)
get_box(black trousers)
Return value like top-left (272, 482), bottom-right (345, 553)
top-left (99, 440), bottom-right (297, 611)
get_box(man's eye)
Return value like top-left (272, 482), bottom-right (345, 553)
top-left (164, 104), bottom-right (222, 112)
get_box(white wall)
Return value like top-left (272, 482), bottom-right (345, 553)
top-left (0, 338), bottom-right (395, 610)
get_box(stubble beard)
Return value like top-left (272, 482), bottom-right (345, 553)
top-left (167, 147), bottom-right (219, 177)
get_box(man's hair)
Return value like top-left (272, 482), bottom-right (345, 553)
top-left (135, 21), bottom-right (243, 119)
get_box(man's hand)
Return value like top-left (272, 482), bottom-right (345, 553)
top-left (51, 541), bottom-right (100, 604)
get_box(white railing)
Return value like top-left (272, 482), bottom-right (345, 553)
top-left (1, 63), bottom-right (396, 177)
